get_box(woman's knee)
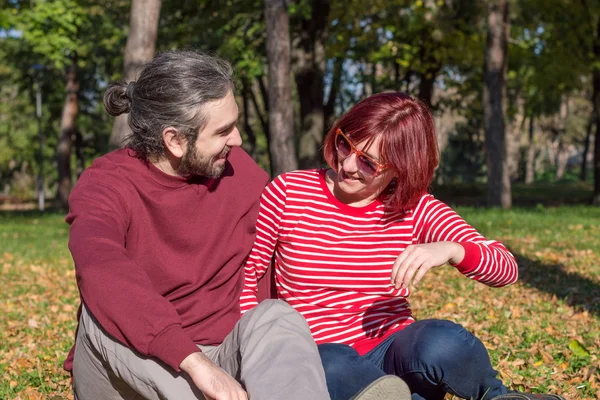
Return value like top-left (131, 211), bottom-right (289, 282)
top-left (319, 343), bottom-right (361, 361)
top-left (319, 343), bottom-right (361, 377)
top-left (393, 319), bottom-right (484, 365)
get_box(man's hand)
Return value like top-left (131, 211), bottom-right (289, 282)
top-left (180, 352), bottom-right (247, 400)
top-left (391, 242), bottom-right (465, 289)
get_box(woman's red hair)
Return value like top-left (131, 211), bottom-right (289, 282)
top-left (323, 92), bottom-right (439, 212)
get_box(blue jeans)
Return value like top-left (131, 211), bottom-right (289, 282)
top-left (318, 319), bottom-right (509, 400)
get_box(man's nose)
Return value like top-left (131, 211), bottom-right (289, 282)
top-left (227, 127), bottom-right (242, 147)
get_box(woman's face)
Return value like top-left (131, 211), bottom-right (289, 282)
top-left (332, 134), bottom-right (396, 205)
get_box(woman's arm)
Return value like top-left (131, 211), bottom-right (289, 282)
top-left (391, 195), bottom-right (518, 289)
top-left (239, 174), bottom-right (288, 314)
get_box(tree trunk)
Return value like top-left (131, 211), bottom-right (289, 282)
top-left (265, 0), bottom-right (297, 177)
top-left (54, 55), bottom-right (79, 212)
top-left (74, 129), bottom-right (85, 179)
top-left (595, 114), bottom-right (600, 204)
top-left (247, 77), bottom-right (273, 170)
top-left (418, 66), bottom-right (440, 109)
top-left (535, 144), bottom-right (546, 175)
top-left (417, 29), bottom-right (441, 108)
top-left (580, 113), bottom-right (594, 181)
top-left (258, 75), bottom-right (270, 115)
top-left (324, 57), bottom-right (343, 130)
top-left (547, 138), bottom-right (557, 167)
top-left (249, 78), bottom-right (270, 142)
top-left (483, 0), bottom-right (511, 208)
top-left (508, 98), bottom-right (525, 180)
top-left (555, 141), bottom-right (569, 180)
top-left (594, 18), bottom-right (600, 204)
top-left (241, 78), bottom-right (257, 158)
top-left (292, 0), bottom-right (330, 169)
top-left (525, 116), bottom-right (536, 184)
top-left (108, 0), bottom-right (161, 149)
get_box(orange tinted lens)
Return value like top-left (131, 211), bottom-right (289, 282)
top-left (357, 155), bottom-right (378, 175)
top-left (335, 134), bottom-right (352, 157)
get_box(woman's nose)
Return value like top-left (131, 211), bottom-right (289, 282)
top-left (342, 153), bottom-right (360, 173)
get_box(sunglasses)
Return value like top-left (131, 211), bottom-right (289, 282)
top-left (334, 129), bottom-right (390, 177)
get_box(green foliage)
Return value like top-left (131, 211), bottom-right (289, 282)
top-left (438, 120), bottom-right (487, 184)
top-left (1, 0), bottom-right (599, 198)
top-left (0, 0), bottom-right (128, 197)
top-left (18, 0), bottom-right (85, 69)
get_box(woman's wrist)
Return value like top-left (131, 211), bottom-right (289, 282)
top-left (449, 242), bottom-right (466, 265)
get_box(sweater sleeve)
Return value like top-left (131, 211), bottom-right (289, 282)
top-left (239, 174), bottom-right (288, 313)
top-left (67, 178), bottom-right (199, 372)
top-left (412, 196), bottom-right (518, 287)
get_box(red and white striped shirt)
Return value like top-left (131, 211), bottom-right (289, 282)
top-left (240, 169), bottom-right (518, 355)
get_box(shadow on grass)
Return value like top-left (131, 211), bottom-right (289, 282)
top-left (516, 253), bottom-right (600, 318)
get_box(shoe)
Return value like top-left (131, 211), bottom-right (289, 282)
top-left (351, 375), bottom-right (411, 400)
top-left (491, 393), bottom-right (566, 400)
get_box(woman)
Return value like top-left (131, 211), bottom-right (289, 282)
top-left (240, 92), bottom-right (564, 400)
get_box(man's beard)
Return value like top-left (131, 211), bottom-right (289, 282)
top-left (178, 142), bottom-right (230, 179)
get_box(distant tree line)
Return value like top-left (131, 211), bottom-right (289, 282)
top-left (1, 0), bottom-right (599, 210)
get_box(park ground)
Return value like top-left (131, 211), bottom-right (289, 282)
top-left (0, 181), bottom-right (599, 400)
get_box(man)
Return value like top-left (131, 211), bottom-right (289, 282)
top-left (65, 50), bottom-right (409, 400)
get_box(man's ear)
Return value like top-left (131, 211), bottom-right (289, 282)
top-left (162, 127), bottom-right (186, 159)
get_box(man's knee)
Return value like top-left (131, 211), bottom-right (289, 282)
top-left (249, 299), bottom-right (305, 324)
top-left (241, 299), bottom-right (311, 337)
top-left (75, 306), bottom-right (201, 400)
top-left (254, 299), bottom-right (294, 314)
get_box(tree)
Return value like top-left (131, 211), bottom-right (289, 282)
top-left (55, 55), bottom-right (79, 211)
top-left (265, 0), bottom-right (297, 176)
top-left (593, 18), bottom-right (600, 204)
top-left (512, 0), bottom-right (592, 186)
top-left (1, 0), bottom-right (129, 209)
top-left (292, 0), bottom-right (330, 169)
top-left (108, 0), bottom-right (161, 149)
top-left (581, 112), bottom-right (595, 182)
top-left (483, 0), bottom-right (511, 208)
top-left (525, 115), bottom-right (536, 184)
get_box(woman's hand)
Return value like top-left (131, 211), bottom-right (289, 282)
top-left (391, 242), bottom-right (465, 289)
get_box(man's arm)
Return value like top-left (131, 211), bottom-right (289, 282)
top-left (180, 352), bottom-right (247, 400)
top-left (67, 179), bottom-right (199, 371)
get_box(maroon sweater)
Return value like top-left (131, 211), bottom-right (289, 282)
top-left (64, 147), bottom-right (269, 372)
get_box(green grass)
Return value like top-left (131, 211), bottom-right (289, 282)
top-left (0, 211), bottom-right (71, 264)
top-left (457, 205), bottom-right (600, 257)
top-left (1, 182), bottom-right (599, 399)
top-left (0, 211), bottom-right (76, 400)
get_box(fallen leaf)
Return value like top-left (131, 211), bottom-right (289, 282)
top-left (569, 339), bottom-right (591, 357)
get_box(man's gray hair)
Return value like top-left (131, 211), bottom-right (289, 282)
top-left (104, 50), bottom-right (234, 160)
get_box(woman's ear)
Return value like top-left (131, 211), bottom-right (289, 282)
top-left (386, 177), bottom-right (398, 193)
top-left (162, 127), bottom-right (186, 159)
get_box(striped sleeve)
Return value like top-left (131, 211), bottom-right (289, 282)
top-left (413, 196), bottom-right (518, 287)
top-left (240, 174), bottom-right (288, 314)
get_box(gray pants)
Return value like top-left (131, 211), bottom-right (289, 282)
top-left (73, 300), bottom-right (329, 400)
